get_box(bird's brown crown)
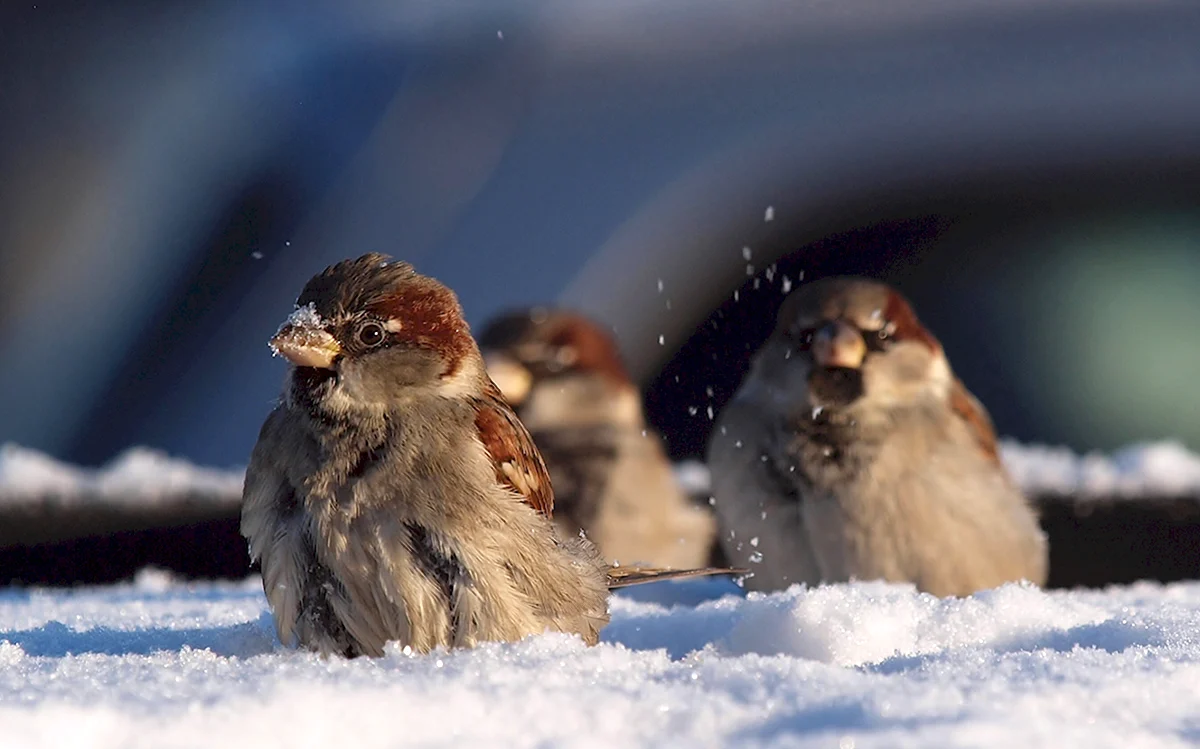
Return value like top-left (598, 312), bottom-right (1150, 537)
top-left (294, 253), bottom-right (476, 377)
top-left (478, 307), bottom-right (630, 385)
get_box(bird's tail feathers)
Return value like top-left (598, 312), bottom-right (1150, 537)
top-left (605, 566), bottom-right (747, 589)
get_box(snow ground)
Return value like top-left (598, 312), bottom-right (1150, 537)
top-left (0, 444), bottom-right (242, 506)
top-left (4, 572), bottom-right (1200, 748)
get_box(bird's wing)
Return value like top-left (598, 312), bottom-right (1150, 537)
top-left (605, 565), bottom-right (747, 589)
top-left (240, 408), bottom-right (310, 647)
top-left (948, 377), bottom-right (1001, 465)
top-left (474, 380), bottom-right (555, 518)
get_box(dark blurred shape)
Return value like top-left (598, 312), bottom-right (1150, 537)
top-left (4, 489), bottom-right (1200, 589)
top-left (646, 194), bottom-right (1200, 462)
top-left (1040, 496), bottom-right (1200, 589)
top-left (3, 0), bottom-right (1200, 469)
top-left (0, 519), bottom-right (247, 587)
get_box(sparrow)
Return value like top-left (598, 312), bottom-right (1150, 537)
top-left (478, 308), bottom-right (717, 569)
top-left (241, 254), bottom-right (737, 657)
top-left (706, 276), bottom-right (1048, 596)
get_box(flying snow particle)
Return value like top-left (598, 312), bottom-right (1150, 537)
top-left (764, 206), bottom-right (775, 221)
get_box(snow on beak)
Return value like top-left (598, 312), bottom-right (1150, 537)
top-left (270, 304), bottom-right (342, 369)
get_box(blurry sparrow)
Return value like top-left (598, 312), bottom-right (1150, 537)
top-left (241, 254), bottom-right (735, 657)
top-left (707, 277), bottom-right (1047, 596)
top-left (478, 308), bottom-right (717, 569)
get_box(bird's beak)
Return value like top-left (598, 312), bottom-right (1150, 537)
top-left (812, 320), bottom-right (867, 369)
top-left (483, 351), bottom-right (533, 405)
top-left (270, 325), bottom-right (342, 369)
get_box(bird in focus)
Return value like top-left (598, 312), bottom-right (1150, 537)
top-left (478, 307), bottom-right (717, 569)
top-left (241, 254), bottom-right (738, 657)
top-left (707, 276), bottom-right (1048, 596)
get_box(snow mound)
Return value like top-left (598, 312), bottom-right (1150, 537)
top-left (3, 439), bottom-right (1200, 511)
top-left (677, 440), bottom-right (1200, 501)
top-left (1000, 440), bottom-right (1200, 499)
top-left (0, 444), bottom-right (243, 505)
top-left (3, 576), bottom-right (1200, 747)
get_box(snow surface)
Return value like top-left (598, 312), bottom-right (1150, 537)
top-left (4, 571), bottom-right (1200, 748)
top-left (0, 444), bottom-right (243, 506)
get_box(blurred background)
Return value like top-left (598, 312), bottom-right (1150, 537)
top-left (2, 0), bottom-right (1200, 586)
top-left (3, 0), bottom-right (1200, 469)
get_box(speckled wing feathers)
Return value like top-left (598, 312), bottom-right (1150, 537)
top-left (473, 380), bottom-right (555, 518)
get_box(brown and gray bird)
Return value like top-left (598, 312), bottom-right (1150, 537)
top-left (478, 308), bottom-right (717, 569)
top-left (707, 277), bottom-right (1047, 597)
top-left (241, 254), bottom-right (737, 657)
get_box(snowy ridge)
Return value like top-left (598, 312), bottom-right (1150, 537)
top-left (0, 444), bottom-right (243, 506)
top-left (3, 573), bottom-right (1200, 747)
top-left (3, 439), bottom-right (1200, 511)
top-left (999, 440), bottom-right (1200, 499)
top-left (676, 440), bottom-right (1200, 501)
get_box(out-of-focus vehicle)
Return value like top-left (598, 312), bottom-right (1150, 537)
top-left (2, 0), bottom-right (1198, 469)
top-left (2, 0), bottom-right (1200, 588)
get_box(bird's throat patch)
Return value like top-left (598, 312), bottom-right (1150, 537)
top-left (807, 366), bottom-right (865, 408)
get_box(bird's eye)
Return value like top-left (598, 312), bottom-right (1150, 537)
top-left (357, 322), bottom-right (385, 347)
top-left (865, 325), bottom-right (893, 352)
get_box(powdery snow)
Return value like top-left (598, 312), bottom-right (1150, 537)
top-left (3, 572), bottom-right (1200, 748)
top-left (999, 440), bottom-right (1200, 498)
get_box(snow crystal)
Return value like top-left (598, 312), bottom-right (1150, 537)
top-left (0, 444), bottom-right (243, 506)
top-left (283, 302), bottom-right (325, 331)
top-left (3, 576), bottom-right (1200, 747)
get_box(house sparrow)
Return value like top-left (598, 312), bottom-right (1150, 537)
top-left (241, 254), bottom-right (736, 657)
top-left (478, 308), bottom-right (717, 569)
top-left (707, 277), bottom-right (1048, 596)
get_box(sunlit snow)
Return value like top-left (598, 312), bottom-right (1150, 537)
top-left (3, 573), bottom-right (1200, 747)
